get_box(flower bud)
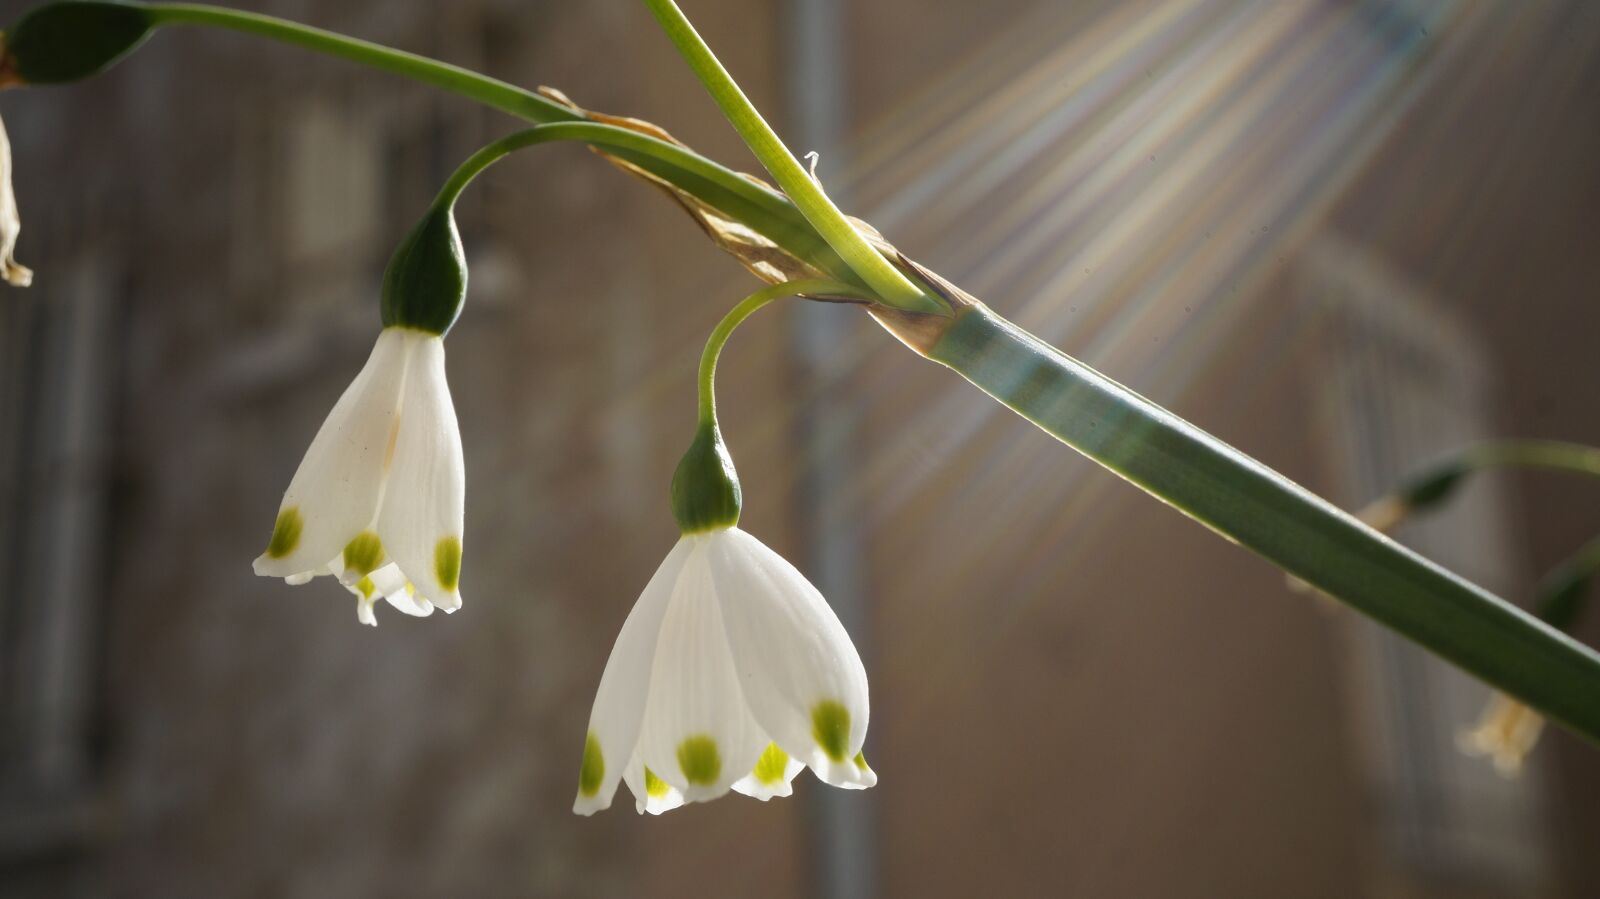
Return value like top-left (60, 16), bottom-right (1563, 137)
top-left (381, 206), bottom-right (466, 336)
top-left (2, 1), bottom-right (153, 86)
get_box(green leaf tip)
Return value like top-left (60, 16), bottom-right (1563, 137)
top-left (381, 206), bottom-right (466, 336)
top-left (3, 1), bottom-right (153, 86)
top-left (670, 421), bottom-right (741, 534)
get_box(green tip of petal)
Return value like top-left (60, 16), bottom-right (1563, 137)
top-left (578, 733), bottom-right (604, 797)
top-left (342, 531), bottom-right (385, 577)
top-left (677, 735), bottom-right (722, 787)
top-left (265, 507), bottom-right (303, 559)
top-left (853, 750), bottom-right (870, 771)
top-left (355, 576), bottom-right (376, 599)
top-left (644, 767), bottom-right (670, 799)
top-left (811, 700), bottom-right (852, 763)
top-left (434, 536), bottom-right (462, 592)
top-left (753, 742), bottom-right (790, 786)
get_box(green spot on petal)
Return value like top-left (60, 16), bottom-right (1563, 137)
top-left (434, 536), bottom-right (462, 591)
top-left (753, 742), bottom-right (789, 785)
top-left (644, 767), bottom-right (670, 799)
top-left (811, 700), bottom-right (852, 763)
top-left (266, 507), bottom-right (303, 559)
top-left (677, 735), bottom-right (721, 786)
top-left (854, 750), bottom-right (869, 771)
top-left (355, 576), bottom-right (376, 599)
top-left (578, 733), bottom-right (604, 797)
top-left (342, 531), bottom-right (385, 577)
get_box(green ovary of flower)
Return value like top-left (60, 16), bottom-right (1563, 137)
top-left (677, 735), bottom-right (722, 786)
top-left (578, 733), bottom-right (604, 797)
top-left (812, 701), bottom-right (851, 763)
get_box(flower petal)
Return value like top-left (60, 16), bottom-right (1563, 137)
top-left (622, 753), bottom-right (687, 816)
top-left (635, 538), bottom-right (767, 804)
top-left (572, 538), bottom-right (695, 816)
top-left (0, 113), bottom-right (32, 287)
top-left (373, 332), bottom-right (465, 611)
top-left (707, 528), bottom-right (872, 788)
top-left (732, 741), bottom-right (805, 801)
top-left (253, 329), bottom-right (410, 579)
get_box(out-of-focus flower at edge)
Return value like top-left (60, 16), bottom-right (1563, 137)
top-left (573, 526), bottom-right (875, 815)
top-left (1458, 692), bottom-right (1545, 777)
top-left (0, 111), bottom-right (33, 287)
top-left (253, 327), bottom-right (465, 624)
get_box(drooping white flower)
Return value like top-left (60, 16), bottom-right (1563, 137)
top-left (0, 112), bottom-right (33, 287)
top-left (574, 526), bottom-right (874, 815)
top-left (254, 326), bottom-right (465, 622)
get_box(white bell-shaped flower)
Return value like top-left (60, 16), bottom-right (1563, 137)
top-left (0, 112), bottom-right (33, 287)
top-left (573, 526), bottom-right (874, 816)
top-left (253, 326), bottom-right (465, 619)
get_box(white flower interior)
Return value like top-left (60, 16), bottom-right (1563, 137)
top-left (574, 527), bottom-right (874, 816)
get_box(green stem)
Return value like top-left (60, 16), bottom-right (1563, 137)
top-left (638, 0), bottom-right (941, 314)
top-left (139, 4), bottom-right (866, 280)
top-left (145, 3), bottom-right (577, 123)
top-left (926, 304), bottom-right (1600, 744)
top-left (1464, 440), bottom-right (1600, 479)
top-left (696, 279), bottom-right (866, 424)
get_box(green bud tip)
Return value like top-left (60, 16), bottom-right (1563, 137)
top-left (3, 2), bottom-right (153, 86)
top-left (381, 206), bottom-right (466, 336)
top-left (670, 421), bottom-right (741, 533)
top-left (1400, 461), bottom-right (1467, 510)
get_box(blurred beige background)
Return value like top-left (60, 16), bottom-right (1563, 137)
top-left (3, 0), bottom-right (1599, 896)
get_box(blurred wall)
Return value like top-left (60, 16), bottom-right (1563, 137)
top-left (1, 0), bottom-right (1598, 897)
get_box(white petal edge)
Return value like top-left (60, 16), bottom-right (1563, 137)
top-left (372, 331), bottom-right (465, 611)
top-left (622, 752), bottom-right (687, 816)
top-left (573, 538), bottom-right (695, 816)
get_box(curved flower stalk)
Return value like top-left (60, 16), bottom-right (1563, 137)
top-left (575, 281), bottom-right (876, 816)
top-left (0, 112), bottom-right (32, 287)
top-left (253, 326), bottom-right (465, 622)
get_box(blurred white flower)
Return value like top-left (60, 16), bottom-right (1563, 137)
top-left (1458, 691), bottom-right (1544, 777)
top-left (574, 526), bottom-right (874, 815)
top-left (254, 327), bottom-right (464, 618)
top-left (0, 112), bottom-right (33, 287)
